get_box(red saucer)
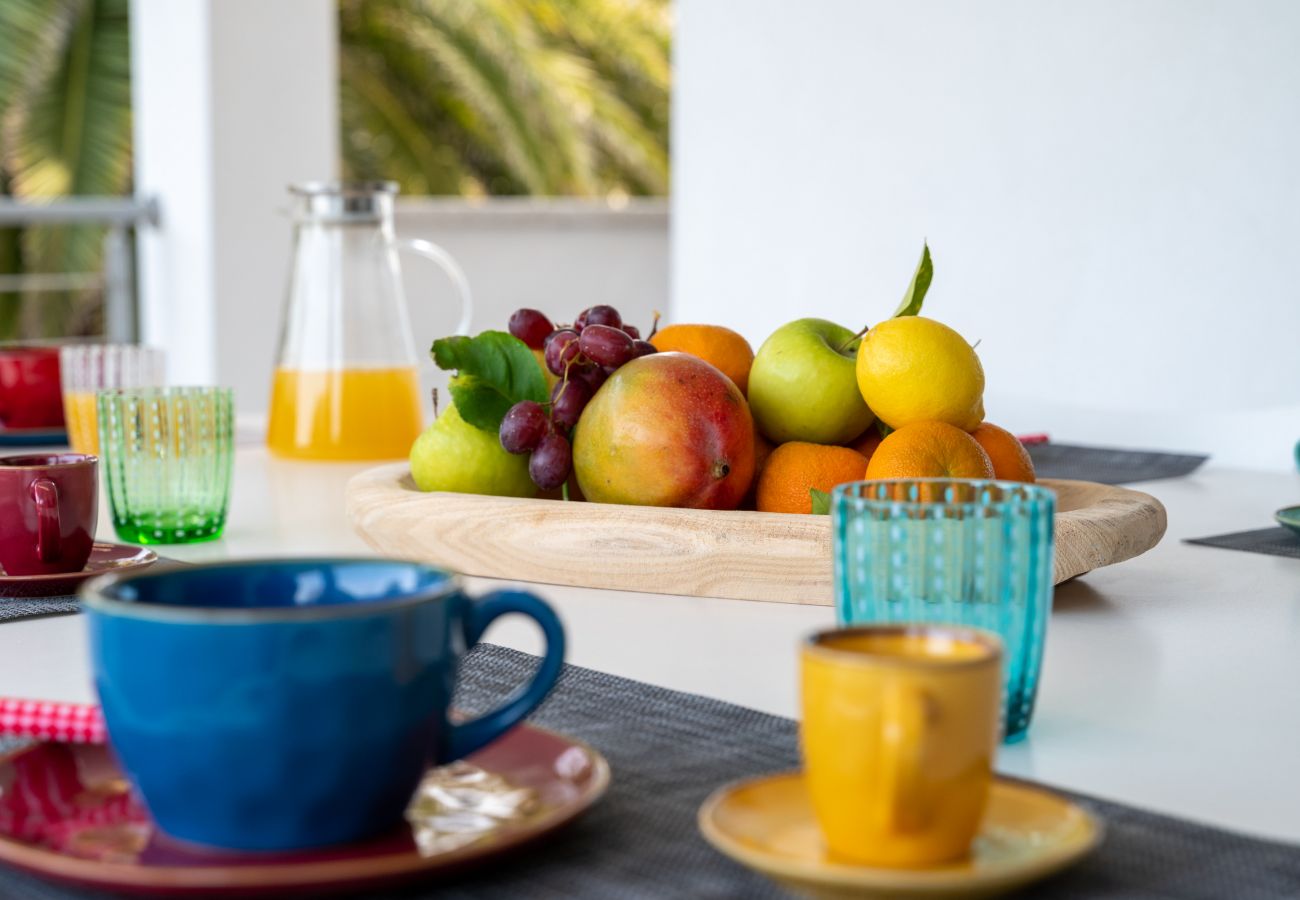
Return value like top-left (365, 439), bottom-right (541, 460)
top-left (0, 543), bottom-right (157, 599)
top-left (0, 723), bottom-right (609, 897)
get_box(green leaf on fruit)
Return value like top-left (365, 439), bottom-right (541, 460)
top-left (431, 331), bottom-right (547, 432)
top-left (891, 242), bottom-right (933, 318)
top-left (810, 488), bottom-right (832, 515)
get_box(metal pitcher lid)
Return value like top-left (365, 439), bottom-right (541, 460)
top-left (289, 181), bottom-right (398, 222)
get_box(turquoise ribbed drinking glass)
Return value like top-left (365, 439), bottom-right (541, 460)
top-left (832, 479), bottom-right (1055, 742)
top-left (97, 387), bottom-right (235, 544)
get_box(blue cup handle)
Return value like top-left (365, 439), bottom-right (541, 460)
top-left (447, 589), bottom-right (566, 760)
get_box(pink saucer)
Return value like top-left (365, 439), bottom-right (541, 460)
top-left (0, 724), bottom-right (609, 897)
top-left (0, 543), bottom-right (158, 599)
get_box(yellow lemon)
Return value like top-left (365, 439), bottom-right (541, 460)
top-left (856, 317), bottom-right (985, 431)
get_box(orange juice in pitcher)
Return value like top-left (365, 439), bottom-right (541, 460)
top-left (267, 366), bottom-right (423, 461)
top-left (266, 182), bottom-right (472, 461)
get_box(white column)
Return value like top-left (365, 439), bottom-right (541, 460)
top-left (131, 0), bottom-right (338, 412)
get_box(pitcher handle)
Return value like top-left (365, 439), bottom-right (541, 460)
top-left (397, 238), bottom-right (474, 336)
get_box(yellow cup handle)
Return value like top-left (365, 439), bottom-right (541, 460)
top-left (878, 682), bottom-right (934, 834)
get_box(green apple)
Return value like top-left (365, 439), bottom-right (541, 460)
top-left (410, 402), bottom-right (536, 496)
top-left (748, 318), bottom-right (874, 444)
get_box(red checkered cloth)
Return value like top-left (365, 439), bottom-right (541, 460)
top-left (0, 698), bottom-right (105, 745)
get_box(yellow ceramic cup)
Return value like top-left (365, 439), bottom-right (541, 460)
top-left (801, 625), bottom-right (1003, 868)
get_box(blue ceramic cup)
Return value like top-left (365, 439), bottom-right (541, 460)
top-left (81, 558), bottom-right (565, 851)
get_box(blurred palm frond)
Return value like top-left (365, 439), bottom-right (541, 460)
top-left (0, 0), bottom-right (132, 339)
top-left (339, 0), bottom-right (671, 197)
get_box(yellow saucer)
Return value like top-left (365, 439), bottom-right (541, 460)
top-left (699, 772), bottom-right (1102, 900)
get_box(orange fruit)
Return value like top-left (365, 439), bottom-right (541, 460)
top-left (754, 429), bottom-right (776, 477)
top-left (757, 442), bottom-right (869, 514)
top-left (650, 324), bottom-right (755, 394)
top-left (847, 428), bottom-right (884, 462)
top-left (865, 421), bottom-right (995, 480)
top-left (970, 422), bottom-right (1036, 482)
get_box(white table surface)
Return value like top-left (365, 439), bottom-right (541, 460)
top-left (2, 447), bottom-right (1298, 843)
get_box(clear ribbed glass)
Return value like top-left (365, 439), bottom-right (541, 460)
top-left (59, 345), bottom-right (166, 454)
top-left (97, 388), bottom-right (234, 544)
top-left (832, 479), bottom-right (1056, 742)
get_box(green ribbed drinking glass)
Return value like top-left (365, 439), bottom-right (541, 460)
top-left (832, 479), bottom-right (1056, 742)
top-left (97, 387), bottom-right (235, 544)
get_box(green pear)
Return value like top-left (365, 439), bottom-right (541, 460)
top-left (748, 318), bottom-right (874, 444)
top-left (410, 403), bottom-right (536, 497)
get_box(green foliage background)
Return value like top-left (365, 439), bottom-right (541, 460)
top-left (340, 0), bottom-right (671, 197)
top-left (0, 0), bottom-right (671, 340)
top-left (0, 0), bottom-right (132, 339)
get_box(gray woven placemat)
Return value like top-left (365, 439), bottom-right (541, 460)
top-left (1029, 442), bottom-right (1208, 484)
top-left (0, 595), bottom-right (81, 622)
top-left (1185, 526), bottom-right (1300, 560)
top-left (2, 644), bottom-right (1298, 898)
top-left (0, 558), bottom-right (181, 624)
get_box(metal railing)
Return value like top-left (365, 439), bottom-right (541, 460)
top-left (0, 196), bottom-right (160, 342)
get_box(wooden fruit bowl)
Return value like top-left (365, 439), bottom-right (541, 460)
top-left (345, 464), bottom-right (1167, 605)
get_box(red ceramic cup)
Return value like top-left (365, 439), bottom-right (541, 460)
top-left (0, 346), bottom-right (66, 430)
top-left (0, 453), bottom-right (98, 577)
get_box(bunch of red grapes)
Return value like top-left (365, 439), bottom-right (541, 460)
top-left (501, 306), bottom-right (657, 491)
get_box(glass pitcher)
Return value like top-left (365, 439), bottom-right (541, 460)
top-left (266, 181), bottom-right (472, 461)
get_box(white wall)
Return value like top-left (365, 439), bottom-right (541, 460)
top-left (673, 0), bottom-right (1300, 469)
top-left (131, 0), bottom-right (219, 381)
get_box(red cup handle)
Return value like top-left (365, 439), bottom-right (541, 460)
top-left (31, 478), bottom-right (62, 564)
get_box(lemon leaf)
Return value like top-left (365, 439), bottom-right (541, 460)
top-left (432, 331), bottom-right (547, 432)
top-left (892, 242), bottom-right (933, 318)
top-left (810, 488), bottom-right (832, 515)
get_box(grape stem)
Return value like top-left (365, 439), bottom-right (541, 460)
top-left (648, 310), bottom-right (662, 340)
top-left (561, 481), bottom-right (570, 502)
top-left (560, 337), bottom-right (583, 383)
